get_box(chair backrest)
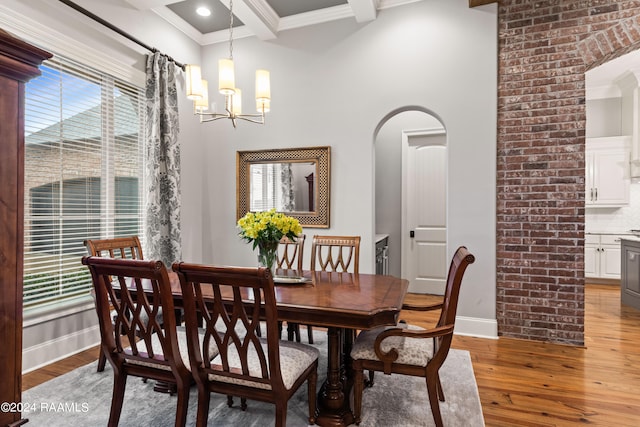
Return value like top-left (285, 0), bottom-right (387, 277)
top-left (438, 246), bottom-right (476, 329)
top-left (81, 256), bottom-right (185, 373)
top-left (84, 236), bottom-right (144, 259)
top-left (173, 263), bottom-right (288, 391)
top-left (310, 235), bottom-right (360, 274)
top-left (277, 234), bottom-right (305, 270)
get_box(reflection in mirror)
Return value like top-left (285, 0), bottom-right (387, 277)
top-left (237, 146), bottom-right (330, 228)
top-left (249, 162), bottom-right (316, 212)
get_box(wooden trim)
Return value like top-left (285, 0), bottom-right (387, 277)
top-left (469, 0), bottom-right (497, 7)
top-left (0, 29), bottom-right (50, 427)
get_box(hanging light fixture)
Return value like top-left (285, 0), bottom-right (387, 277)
top-left (185, 0), bottom-right (270, 128)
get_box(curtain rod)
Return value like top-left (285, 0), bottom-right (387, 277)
top-left (58, 0), bottom-right (185, 70)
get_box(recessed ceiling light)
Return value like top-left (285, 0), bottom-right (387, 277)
top-left (196, 6), bottom-right (211, 17)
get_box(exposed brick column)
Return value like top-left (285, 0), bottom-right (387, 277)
top-left (496, 1), bottom-right (640, 345)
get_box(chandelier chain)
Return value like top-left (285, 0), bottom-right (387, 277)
top-left (228, 0), bottom-right (234, 60)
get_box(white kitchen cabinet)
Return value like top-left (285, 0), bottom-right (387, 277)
top-left (585, 233), bottom-right (626, 279)
top-left (585, 137), bottom-right (630, 207)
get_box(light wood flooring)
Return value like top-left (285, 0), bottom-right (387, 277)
top-left (23, 284), bottom-right (640, 426)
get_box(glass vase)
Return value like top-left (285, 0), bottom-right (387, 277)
top-left (257, 240), bottom-right (279, 272)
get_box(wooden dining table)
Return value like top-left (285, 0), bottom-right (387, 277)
top-left (165, 268), bottom-right (409, 427)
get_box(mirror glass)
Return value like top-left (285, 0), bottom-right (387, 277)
top-left (237, 146), bottom-right (330, 228)
top-left (249, 162), bottom-right (316, 212)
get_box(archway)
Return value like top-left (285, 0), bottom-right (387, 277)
top-left (373, 108), bottom-right (446, 289)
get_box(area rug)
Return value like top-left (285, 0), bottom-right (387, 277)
top-left (23, 331), bottom-right (484, 426)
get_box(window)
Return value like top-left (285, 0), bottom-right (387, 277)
top-left (23, 55), bottom-right (144, 309)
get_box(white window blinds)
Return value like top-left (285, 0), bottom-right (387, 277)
top-left (23, 55), bottom-right (145, 309)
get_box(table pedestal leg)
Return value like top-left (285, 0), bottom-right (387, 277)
top-left (316, 327), bottom-right (354, 427)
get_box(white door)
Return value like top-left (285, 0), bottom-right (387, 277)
top-left (402, 130), bottom-right (447, 294)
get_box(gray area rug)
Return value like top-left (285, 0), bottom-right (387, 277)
top-left (23, 331), bottom-right (484, 426)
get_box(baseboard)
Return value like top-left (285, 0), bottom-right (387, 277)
top-left (455, 315), bottom-right (498, 339)
top-left (22, 325), bottom-right (100, 373)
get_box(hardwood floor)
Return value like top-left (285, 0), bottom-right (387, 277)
top-left (23, 284), bottom-right (640, 426)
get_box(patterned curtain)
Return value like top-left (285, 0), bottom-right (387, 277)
top-left (280, 163), bottom-right (295, 211)
top-left (144, 52), bottom-right (181, 266)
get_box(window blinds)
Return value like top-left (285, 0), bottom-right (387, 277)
top-left (23, 55), bottom-right (145, 309)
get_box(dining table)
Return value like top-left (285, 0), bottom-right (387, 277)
top-left (164, 268), bottom-right (409, 427)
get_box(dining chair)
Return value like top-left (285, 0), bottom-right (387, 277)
top-left (84, 235), bottom-right (144, 260)
top-left (84, 236), bottom-right (164, 373)
top-left (310, 235), bottom-right (360, 274)
top-left (173, 262), bottom-right (319, 427)
top-left (276, 234), bottom-right (305, 271)
top-left (350, 246), bottom-right (475, 427)
top-left (276, 234), bottom-right (309, 343)
top-left (305, 235), bottom-right (361, 343)
top-left (82, 256), bottom-right (193, 427)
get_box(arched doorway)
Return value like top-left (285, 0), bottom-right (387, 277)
top-left (373, 108), bottom-right (447, 293)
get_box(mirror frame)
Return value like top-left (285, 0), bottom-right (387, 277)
top-left (237, 146), bottom-right (331, 228)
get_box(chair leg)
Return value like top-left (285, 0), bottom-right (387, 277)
top-left (196, 386), bottom-right (211, 427)
top-left (352, 366), bottom-right (364, 425)
top-left (426, 374), bottom-right (444, 427)
top-left (307, 324), bottom-right (314, 344)
top-left (366, 370), bottom-right (375, 388)
top-left (274, 401), bottom-right (288, 427)
top-left (97, 348), bottom-right (107, 372)
top-left (307, 369), bottom-right (318, 425)
top-left (107, 372), bottom-right (127, 427)
top-left (436, 372), bottom-right (445, 402)
top-left (174, 383), bottom-right (190, 427)
top-left (287, 322), bottom-right (300, 342)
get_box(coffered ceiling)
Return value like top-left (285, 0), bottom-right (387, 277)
top-left (124, 0), bottom-right (423, 45)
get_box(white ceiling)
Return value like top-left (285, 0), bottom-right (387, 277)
top-left (125, 0), bottom-right (422, 45)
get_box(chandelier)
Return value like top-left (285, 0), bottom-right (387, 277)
top-left (185, 0), bottom-right (270, 128)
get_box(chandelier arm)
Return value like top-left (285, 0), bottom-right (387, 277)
top-left (235, 116), bottom-right (265, 125)
top-left (197, 113), bottom-right (233, 123)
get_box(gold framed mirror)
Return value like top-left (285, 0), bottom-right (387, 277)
top-left (237, 146), bottom-right (330, 228)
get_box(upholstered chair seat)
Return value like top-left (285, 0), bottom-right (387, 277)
top-left (351, 324), bottom-right (433, 368)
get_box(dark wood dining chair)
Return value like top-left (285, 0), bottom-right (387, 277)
top-left (173, 262), bottom-right (319, 427)
top-left (84, 236), bottom-right (165, 373)
top-left (84, 235), bottom-right (144, 260)
top-left (82, 256), bottom-right (193, 427)
top-left (350, 246), bottom-right (475, 427)
top-left (276, 234), bottom-right (310, 342)
top-left (305, 235), bottom-right (361, 342)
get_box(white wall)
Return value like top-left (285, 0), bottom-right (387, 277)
top-left (197, 0), bottom-right (498, 336)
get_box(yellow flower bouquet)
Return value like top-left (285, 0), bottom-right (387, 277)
top-left (237, 209), bottom-right (303, 271)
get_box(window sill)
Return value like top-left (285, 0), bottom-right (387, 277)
top-left (24, 295), bottom-right (95, 327)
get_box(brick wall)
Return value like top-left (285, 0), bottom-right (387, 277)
top-left (497, 1), bottom-right (640, 345)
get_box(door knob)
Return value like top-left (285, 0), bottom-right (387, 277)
top-left (410, 230), bottom-right (415, 238)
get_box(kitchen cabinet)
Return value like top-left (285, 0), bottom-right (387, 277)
top-left (586, 137), bottom-right (630, 207)
top-left (585, 233), bottom-right (627, 279)
top-left (621, 238), bottom-right (640, 310)
top-left (375, 234), bottom-right (389, 275)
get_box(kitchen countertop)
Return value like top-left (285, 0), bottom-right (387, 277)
top-left (586, 231), bottom-right (640, 236)
top-left (620, 236), bottom-right (640, 242)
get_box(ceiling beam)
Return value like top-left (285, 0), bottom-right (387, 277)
top-left (469, 0), bottom-right (497, 7)
top-left (348, 0), bottom-right (378, 23)
top-left (125, 0), bottom-right (178, 10)
top-left (219, 0), bottom-right (278, 40)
